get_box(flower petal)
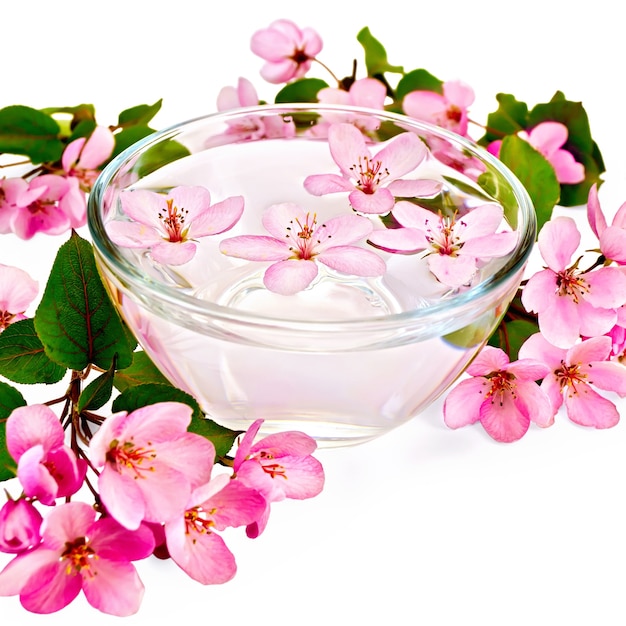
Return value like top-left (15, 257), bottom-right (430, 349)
top-left (442, 377), bottom-right (488, 428)
top-left (479, 393), bottom-right (530, 443)
top-left (349, 187), bottom-right (395, 214)
top-left (303, 173), bottom-right (354, 196)
top-left (220, 235), bottom-right (289, 261)
top-left (318, 246), bottom-right (386, 277)
top-left (151, 241), bottom-right (197, 266)
top-left (189, 195), bottom-right (244, 236)
top-left (263, 259), bottom-right (319, 295)
top-left (537, 216), bottom-right (579, 271)
top-left (367, 227), bottom-right (428, 252)
top-left (564, 385), bottom-right (620, 428)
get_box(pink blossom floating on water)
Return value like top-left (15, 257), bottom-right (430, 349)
top-left (303, 123), bottom-right (437, 215)
top-left (219, 202), bottom-right (386, 295)
top-left (107, 185), bottom-right (244, 265)
top-left (368, 202), bottom-right (517, 288)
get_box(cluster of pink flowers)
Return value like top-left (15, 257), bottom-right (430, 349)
top-left (0, 126), bottom-right (114, 239)
top-left (0, 402), bottom-right (324, 615)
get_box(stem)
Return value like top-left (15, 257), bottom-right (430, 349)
top-left (313, 57), bottom-right (343, 86)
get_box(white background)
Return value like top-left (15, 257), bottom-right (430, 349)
top-left (3, 1), bottom-right (626, 624)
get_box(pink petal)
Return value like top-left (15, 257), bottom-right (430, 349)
top-left (564, 385), bottom-right (620, 428)
top-left (442, 377), bottom-right (488, 428)
top-left (549, 150), bottom-right (585, 184)
top-left (349, 187), bottom-right (395, 214)
top-left (259, 59), bottom-right (299, 84)
top-left (17, 446), bottom-right (58, 504)
top-left (518, 332), bottom-right (566, 368)
top-left (261, 202), bottom-right (311, 239)
top-left (220, 235), bottom-right (289, 261)
top-left (82, 558), bottom-right (145, 616)
top-left (505, 358), bottom-right (550, 382)
top-left (373, 131), bottom-right (427, 178)
top-left (386, 178), bottom-right (443, 198)
top-left (392, 202), bottom-right (437, 229)
top-left (89, 517), bottom-right (155, 562)
top-left (155, 433), bottom-right (215, 489)
top-left (457, 204), bottom-right (505, 240)
top-left (189, 195), bottom-right (244, 237)
top-left (541, 375), bottom-right (565, 413)
top-left (427, 254), bottom-right (477, 287)
top-left (520, 269), bottom-right (558, 313)
top-left (514, 380), bottom-right (554, 427)
top-left (467, 346), bottom-right (510, 376)
top-left (528, 121), bottom-right (568, 157)
top-left (580, 360), bottom-right (626, 395)
top-left (567, 335), bottom-right (612, 364)
top-left (460, 231), bottom-right (517, 258)
top-left (303, 173), bottom-right (354, 196)
top-left (168, 186), bottom-right (212, 221)
top-left (479, 393), bottom-right (530, 443)
top-left (443, 80), bottom-right (475, 108)
top-left (537, 216), bottom-right (579, 271)
top-left (348, 77), bottom-right (387, 108)
top-left (233, 419), bottom-right (264, 471)
top-left (19, 560), bottom-right (81, 614)
top-left (599, 227), bottom-right (626, 264)
top-left (119, 189), bottom-right (166, 229)
top-left (537, 296), bottom-right (581, 349)
top-left (318, 246), bottom-right (386, 277)
top-left (202, 480), bottom-right (267, 530)
top-left (327, 123), bottom-right (369, 177)
top-left (250, 26), bottom-right (295, 60)
top-left (577, 299), bottom-right (618, 338)
top-left (98, 468), bottom-right (146, 530)
top-left (263, 259), bottom-right (319, 294)
top-left (151, 241), bottom-right (197, 265)
top-left (250, 430), bottom-right (318, 457)
top-left (0, 548), bottom-right (59, 596)
top-left (6, 404), bottom-right (64, 459)
top-left (266, 456), bottom-right (325, 499)
top-left (402, 90), bottom-right (447, 121)
top-left (76, 126), bottom-right (115, 170)
top-left (586, 183), bottom-right (607, 238)
top-left (106, 220), bottom-right (162, 248)
top-left (367, 227), bottom-right (428, 252)
top-left (314, 213), bottom-right (374, 249)
top-left (61, 137), bottom-right (85, 172)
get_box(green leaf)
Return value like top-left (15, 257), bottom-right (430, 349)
top-left (118, 100), bottom-right (163, 127)
top-left (0, 105), bottom-right (64, 163)
top-left (113, 350), bottom-right (171, 393)
top-left (0, 381), bottom-right (26, 482)
top-left (274, 78), bottom-right (329, 103)
top-left (111, 125), bottom-right (157, 159)
top-left (395, 69), bottom-right (443, 101)
top-left (0, 319), bottom-right (67, 384)
top-left (356, 27), bottom-right (404, 77)
top-left (112, 383), bottom-right (241, 458)
top-left (497, 135), bottom-right (560, 232)
top-left (134, 139), bottom-right (191, 178)
top-left (478, 94), bottom-right (529, 146)
top-left (34, 231), bottom-right (134, 371)
top-left (77, 358), bottom-right (117, 412)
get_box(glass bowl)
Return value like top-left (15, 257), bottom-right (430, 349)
top-left (88, 103), bottom-right (536, 447)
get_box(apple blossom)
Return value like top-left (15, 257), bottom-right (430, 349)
top-left (62, 125), bottom-right (115, 191)
top-left (443, 346), bottom-right (553, 443)
top-left (106, 185), bottom-right (244, 265)
top-left (233, 419), bottom-right (325, 537)
top-left (0, 501), bottom-right (154, 615)
top-left (402, 80), bottom-right (475, 137)
top-left (521, 216), bottom-right (626, 348)
top-left (587, 182), bottom-right (626, 264)
top-left (88, 401), bottom-right (216, 530)
top-left (488, 121), bottom-right (585, 185)
top-left (519, 333), bottom-right (626, 428)
top-left (250, 19), bottom-right (323, 84)
top-left (303, 123), bottom-right (433, 215)
top-left (219, 202), bottom-right (386, 295)
top-left (368, 202), bottom-right (517, 288)
top-left (5, 405), bottom-right (87, 505)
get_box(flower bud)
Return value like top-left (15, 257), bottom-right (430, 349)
top-left (0, 498), bottom-right (43, 553)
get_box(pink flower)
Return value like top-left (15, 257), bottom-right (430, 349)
top-left (0, 174), bottom-right (81, 239)
top-left (0, 263), bottom-right (38, 332)
top-left (106, 185), bottom-right (244, 265)
top-left (488, 122), bottom-right (585, 185)
top-left (164, 474), bottom-right (266, 584)
top-left (443, 346), bottom-right (553, 443)
top-left (219, 202), bottom-right (386, 295)
top-left (521, 216), bottom-right (626, 348)
top-left (250, 19), bottom-right (323, 84)
top-left (6, 405), bottom-right (87, 505)
top-left (313, 78), bottom-right (388, 134)
top-left (232, 419), bottom-right (325, 537)
top-left (215, 77), bottom-right (296, 141)
top-left (0, 501), bottom-right (154, 616)
top-left (88, 402), bottom-right (216, 530)
top-left (402, 80), bottom-right (475, 136)
top-left (0, 498), bottom-right (43, 554)
top-left (62, 125), bottom-right (115, 191)
top-left (519, 333), bottom-right (626, 428)
top-left (587, 182), bottom-right (626, 264)
top-left (368, 202), bottom-right (517, 288)
top-left (303, 123), bottom-right (431, 215)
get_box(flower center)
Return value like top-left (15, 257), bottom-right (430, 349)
top-left (106, 438), bottom-right (157, 479)
top-left (256, 450), bottom-right (288, 480)
top-left (556, 268), bottom-right (590, 303)
top-left (184, 506), bottom-right (216, 540)
top-left (61, 536), bottom-right (97, 575)
top-left (425, 213), bottom-right (464, 256)
top-left (554, 361), bottom-right (588, 395)
top-left (158, 198), bottom-right (189, 243)
top-left (291, 48), bottom-right (311, 65)
top-left (350, 156), bottom-right (388, 194)
top-left (446, 105), bottom-right (463, 123)
top-left (0, 310), bottom-right (15, 331)
top-left (285, 212), bottom-right (329, 260)
top-left (483, 370), bottom-right (517, 404)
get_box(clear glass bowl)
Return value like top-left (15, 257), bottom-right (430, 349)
top-left (88, 103), bottom-right (536, 447)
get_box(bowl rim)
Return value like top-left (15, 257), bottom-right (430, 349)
top-left (87, 102), bottom-right (537, 332)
